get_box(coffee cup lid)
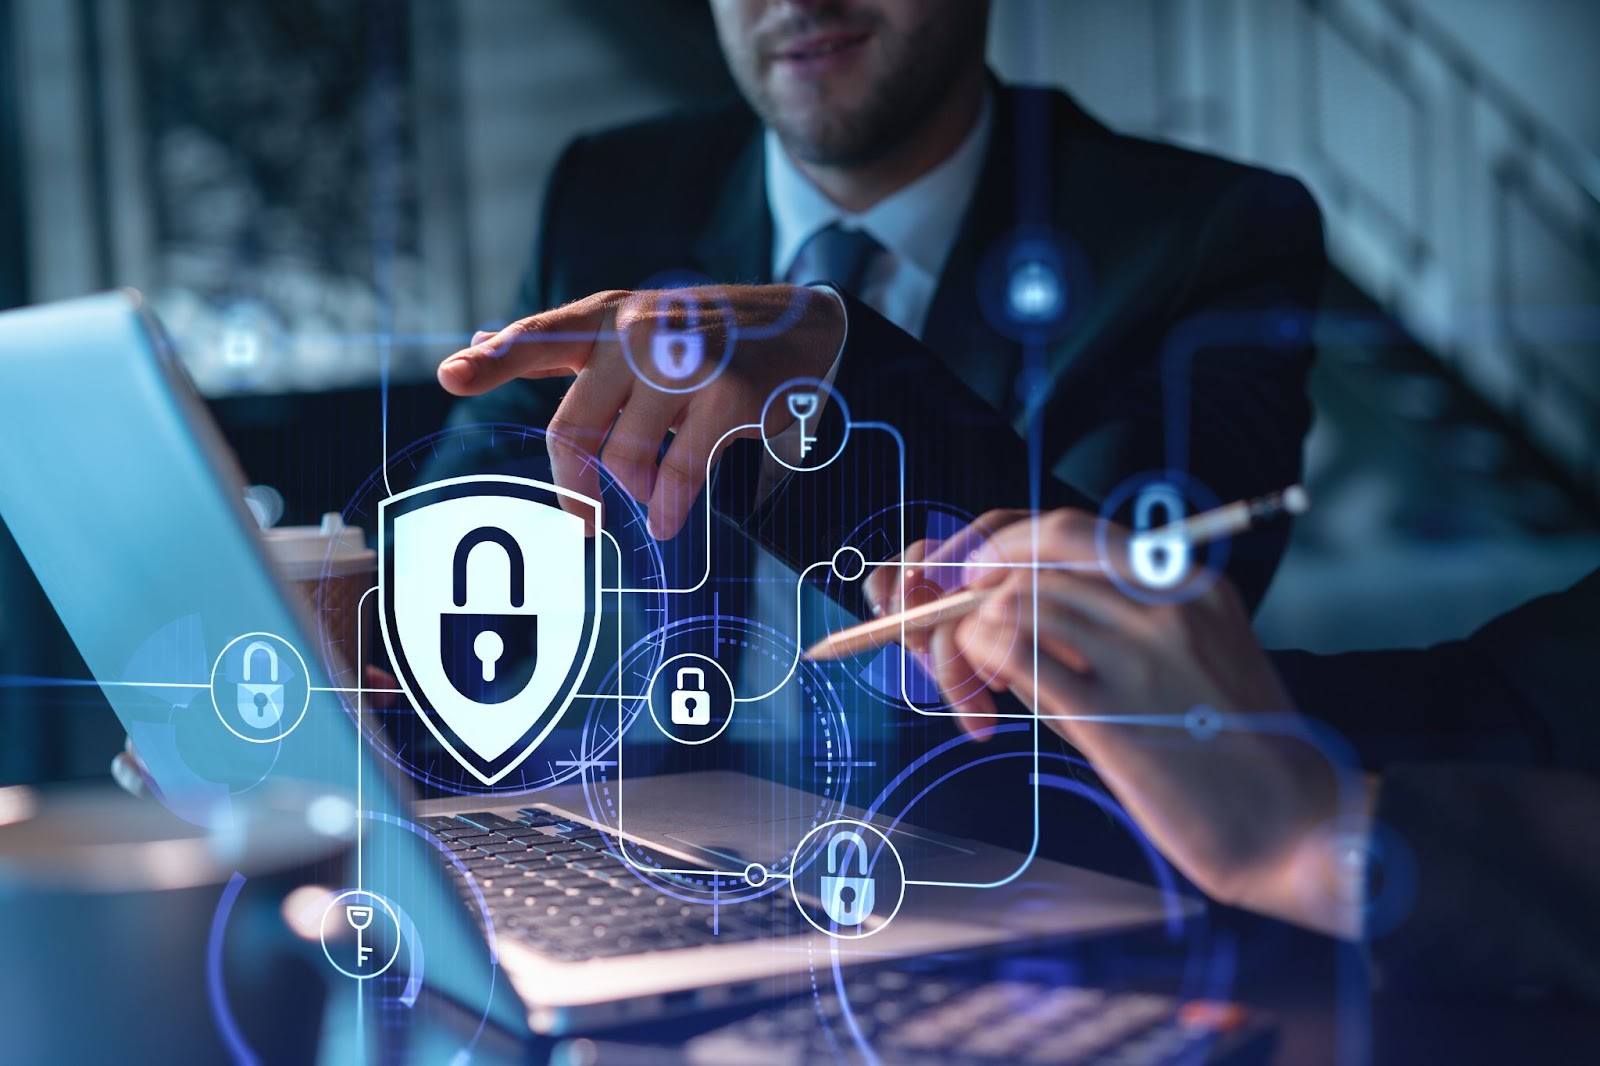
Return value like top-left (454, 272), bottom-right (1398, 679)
top-left (262, 513), bottom-right (376, 580)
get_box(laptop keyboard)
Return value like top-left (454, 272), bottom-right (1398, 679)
top-left (682, 966), bottom-right (1277, 1066)
top-left (425, 808), bottom-right (799, 961)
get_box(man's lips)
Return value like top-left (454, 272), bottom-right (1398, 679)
top-left (768, 29), bottom-right (872, 65)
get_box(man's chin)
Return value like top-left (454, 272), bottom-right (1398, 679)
top-left (770, 110), bottom-right (887, 168)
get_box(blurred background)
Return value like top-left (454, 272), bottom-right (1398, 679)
top-left (2, 0), bottom-right (1596, 782)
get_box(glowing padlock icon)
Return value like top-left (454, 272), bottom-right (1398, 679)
top-left (669, 667), bottom-right (711, 726)
top-left (819, 830), bottom-right (875, 928)
top-left (650, 296), bottom-right (704, 380)
top-left (236, 640), bottom-right (286, 729)
top-left (1128, 482), bottom-right (1191, 589)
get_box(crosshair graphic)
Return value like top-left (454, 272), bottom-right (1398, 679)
top-left (577, 614), bottom-right (853, 907)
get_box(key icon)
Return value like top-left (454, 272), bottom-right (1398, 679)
top-left (786, 390), bottom-right (820, 459)
top-left (345, 905), bottom-right (375, 967)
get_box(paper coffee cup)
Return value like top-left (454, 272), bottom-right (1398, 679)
top-left (0, 783), bottom-right (354, 1065)
top-left (262, 513), bottom-right (377, 692)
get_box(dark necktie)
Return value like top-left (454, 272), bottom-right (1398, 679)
top-left (786, 223), bottom-right (884, 301)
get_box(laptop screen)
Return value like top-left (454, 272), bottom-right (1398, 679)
top-left (0, 292), bottom-right (523, 1033)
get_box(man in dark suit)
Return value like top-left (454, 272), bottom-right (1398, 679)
top-left (427, 0), bottom-right (1325, 853)
top-left (436, 0), bottom-right (1324, 614)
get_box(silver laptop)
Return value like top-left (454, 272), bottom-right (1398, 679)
top-left (0, 291), bottom-right (1182, 1037)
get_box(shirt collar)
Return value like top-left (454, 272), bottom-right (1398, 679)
top-left (766, 90), bottom-right (995, 283)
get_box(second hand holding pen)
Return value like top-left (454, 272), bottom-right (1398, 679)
top-left (805, 486), bottom-right (1309, 662)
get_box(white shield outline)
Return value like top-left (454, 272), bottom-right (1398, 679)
top-left (379, 475), bottom-right (603, 786)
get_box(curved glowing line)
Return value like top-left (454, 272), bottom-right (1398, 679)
top-left (206, 872), bottom-right (260, 1066)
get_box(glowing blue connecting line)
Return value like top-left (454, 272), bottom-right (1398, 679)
top-left (50, 307), bottom-right (1508, 918)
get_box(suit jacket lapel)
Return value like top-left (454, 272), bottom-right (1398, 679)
top-left (922, 86), bottom-right (1026, 417)
top-left (692, 127), bottom-right (773, 285)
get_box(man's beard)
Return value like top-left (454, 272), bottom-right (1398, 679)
top-left (740, 6), bottom-right (985, 168)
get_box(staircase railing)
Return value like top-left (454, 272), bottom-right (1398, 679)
top-left (1293, 0), bottom-right (1600, 497)
top-left (993, 0), bottom-right (1600, 498)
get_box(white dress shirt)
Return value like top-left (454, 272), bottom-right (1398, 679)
top-left (765, 92), bottom-right (994, 340)
top-left (738, 98), bottom-right (995, 739)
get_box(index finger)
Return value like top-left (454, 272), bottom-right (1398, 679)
top-left (438, 291), bottom-right (626, 395)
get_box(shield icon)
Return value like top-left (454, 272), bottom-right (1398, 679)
top-left (380, 475), bottom-right (602, 786)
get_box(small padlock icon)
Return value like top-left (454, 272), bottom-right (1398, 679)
top-left (237, 640), bottom-right (286, 728)
top-left (439, 526), bottom-right (539, 705)
top-left (820, 830), bottom-right (875, 927)
top-left (669, 667), bottom-right (711, 726)
top-left (649, 296), bottom-right (704, 380)
top-left (220, 323), bottom-right (261, 370)
top-left (1128, 482), bottom-right (1191, 589)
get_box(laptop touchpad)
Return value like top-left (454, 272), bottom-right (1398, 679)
top-left (666, 818), bottom-right (973, 872)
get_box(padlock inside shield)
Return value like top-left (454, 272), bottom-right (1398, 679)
top-left (440, 526), bottom-right (539, 705)
top-left (439, 612), bottom-right (538, 705)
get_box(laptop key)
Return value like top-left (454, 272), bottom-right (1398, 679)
top-left (474, 841), bottom-right (532, 856)
top-left (531, 840), bottom-right (592, 856)
top-left (420, 815), bottom-right (464, 833)
top-left (457, 850), bottom-right (506, 865)
top-left (544, 863), bottom-right (593, 879)
top-left (441, 828), bottom-right (498, 843)
top-left (501, 831), bottom-right (559, 846)
top-left (506, 855), bottom-right (555, 869)
top-left (559, 827), bottom-right (609, 842)
top-left (456, 811), bottom-right (522, 832)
